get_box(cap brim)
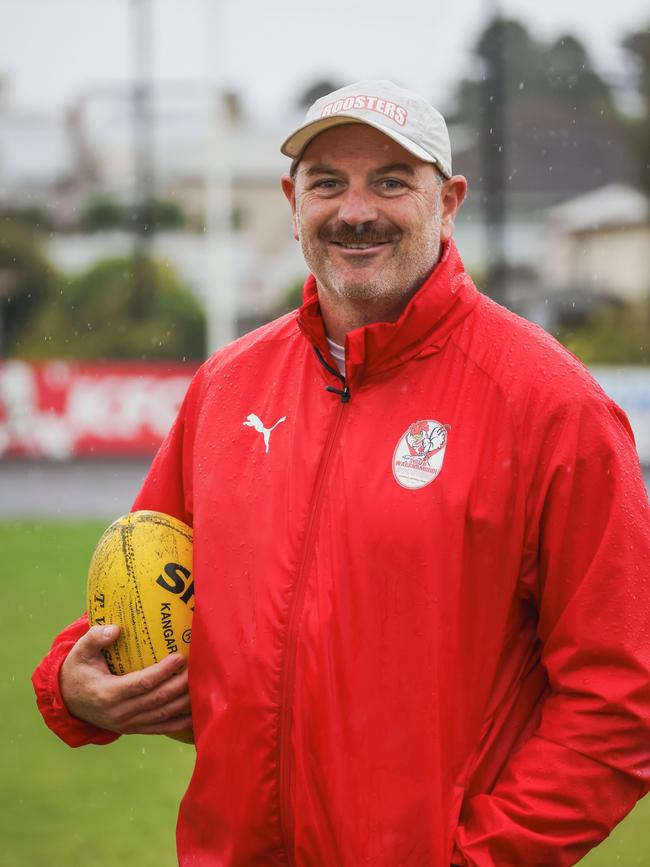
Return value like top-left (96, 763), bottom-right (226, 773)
top-left (281, 115), bottom-right (451, 178)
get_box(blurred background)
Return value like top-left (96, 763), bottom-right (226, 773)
top-left (1, 1), bottom-right (649, 864)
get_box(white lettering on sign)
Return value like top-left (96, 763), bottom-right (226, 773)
top-left (66, 376), bottom-right (190, 439)
top-left (0, 361), bottom-right (196, 459)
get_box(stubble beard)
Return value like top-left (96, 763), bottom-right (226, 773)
top-left (300, 230), bottom-right (441, 312)
top-left (299, 202), bottom-right (443, 313)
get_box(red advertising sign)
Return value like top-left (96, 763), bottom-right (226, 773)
top-left (0, 360), bottom-right (199, 459)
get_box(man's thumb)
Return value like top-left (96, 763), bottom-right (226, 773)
top-left (80, 624), bottom-right (120, 658)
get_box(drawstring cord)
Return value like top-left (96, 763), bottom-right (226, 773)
top-left (313, 346), bottom-right (351, 403)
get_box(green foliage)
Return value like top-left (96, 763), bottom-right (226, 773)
top-left (10, 255), bottom-right (206, 361)
top-left (0, 220), bottom-right (63, 352)
top-left (80, 195), bottom-right (188, 233)
top-left (80, 195), bottom-right (127, 231)
top-left (140, 198), bottom-right (187, 231)
top-left (557, 295), bottom-right (650, 365)
top-left (0, 206), bottom-right (53, 232)
top-left (0, 214), bottom-right (203, 362)
top-left (280, 277), bottom-right (306, 313)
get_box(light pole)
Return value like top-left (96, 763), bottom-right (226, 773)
top-left (202, 0), bottom-right (236, 352)
top-left (131, 0), bottom-right (156, 321)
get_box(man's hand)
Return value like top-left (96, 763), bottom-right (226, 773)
top-left (60, 624), bottom-right (192, 736)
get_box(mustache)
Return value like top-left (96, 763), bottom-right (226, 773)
top-left (320, 223), bottom-right (400, 245)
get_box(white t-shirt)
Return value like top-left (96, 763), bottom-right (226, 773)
top-left (326, 338), bottom-right (346, 375)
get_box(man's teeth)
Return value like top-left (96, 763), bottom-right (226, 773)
top-left (336, 242), bottom-right (384, 249)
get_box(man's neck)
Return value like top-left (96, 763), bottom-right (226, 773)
top-left (317, 288), bottom-right (418, 345)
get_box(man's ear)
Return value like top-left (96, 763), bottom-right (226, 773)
top-left (281, 175), bottom-right (299, 240)
top-left (439, 175), bottom-right (467, 243)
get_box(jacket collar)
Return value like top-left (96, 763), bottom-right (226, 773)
top-left (296, 239), bottom-right (479, 385)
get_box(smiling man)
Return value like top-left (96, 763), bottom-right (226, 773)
top-left (33, 81), bottom-right (650, 867)
top-left (282, 123), bottom-right (466, 341)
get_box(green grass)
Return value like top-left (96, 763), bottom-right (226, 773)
top-left (581, 798), bottom-right (650, 866)
top-left (1, 520), bottom-right (648, 866)
top-left (0, 520), bottom-right (194, 867)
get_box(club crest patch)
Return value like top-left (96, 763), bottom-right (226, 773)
top-left (392, 419), bottom-right (449, 490)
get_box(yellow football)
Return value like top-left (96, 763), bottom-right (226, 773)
top-left (86, 510), bottom-right (194, 742)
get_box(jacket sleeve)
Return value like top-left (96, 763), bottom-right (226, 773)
top-left (455, 394), bottom-right (650, 866)
top-left (131, 381), bottom-right (195, 523)
top-left (31, 386), bottom-right (195, 747)
top-left (31, 615), bottom-right (119, 747)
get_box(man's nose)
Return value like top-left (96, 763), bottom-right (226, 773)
top-left (337, 187), bottom-right (379, 226)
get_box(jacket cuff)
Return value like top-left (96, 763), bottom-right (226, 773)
top-left (32, 619), bottom-right (119, 748)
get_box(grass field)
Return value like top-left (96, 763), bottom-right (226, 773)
top-left (1, 520), bottom-right (194, 867)
top-left (2, 520), bottom-right (648, 866)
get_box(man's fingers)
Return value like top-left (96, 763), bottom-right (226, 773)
top-left (119, 691), bottom-right (192, 729)
top-left (113, 667), bottom-right (189, 718)
top-left (60, 627), bottom-right (190, 734)
top-left (123, 715), bottom-right (193, 736)
top-left (108, 652), bottom-right (187, 701)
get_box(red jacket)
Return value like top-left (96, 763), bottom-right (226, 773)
top-left (33, 241), bottom-right (650, 866)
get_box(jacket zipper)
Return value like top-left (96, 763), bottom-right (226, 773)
top-left (277, 359), bottom-right (350, 864)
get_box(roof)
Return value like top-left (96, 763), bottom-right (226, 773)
top-left (546, 184), bottom-right (649, 233)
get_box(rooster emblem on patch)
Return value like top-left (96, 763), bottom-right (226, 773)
top-left (403, 420), bottom-right (448, 465)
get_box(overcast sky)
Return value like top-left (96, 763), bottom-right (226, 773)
top-left (0, 0), bottom-right (648, 120)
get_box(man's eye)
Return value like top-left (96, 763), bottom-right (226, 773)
top-left (313, 179), bottom-right (340, 190)
top-left (379, 179), bottom-right (405, 192)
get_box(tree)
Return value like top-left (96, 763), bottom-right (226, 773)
top-left (449, 17), bottom-right (632, 197)
top-left (140, 198), bottom-right (187, 231)
top-left (80, 195), bottom-right (188, 233)
top-left (457, 18), bottom-right (617, 120)
top-left (622, 24), bottom-right (650, 197)
top-left (557, 295), bottom-right (650, 365)
top-left (0, 220), bottom-right (62, 356)
top-left (12, 255), bottom-right (206, 361)
top-left (544, 34), bottom-right (618, 116)
top-left (298, 79), bottom-right (342, 110)
top-left (80, 195), bottom-right (127, 231)
top-left (279, 277), bottom-right (305, 314)
top-left (0, 206), bottom-right (52, 232)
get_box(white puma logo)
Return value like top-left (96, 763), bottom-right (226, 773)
top-left (243, 413), bottom-right (286, 453)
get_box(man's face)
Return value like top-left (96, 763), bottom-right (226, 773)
top-left (282, 124), bottom-right (465, 312)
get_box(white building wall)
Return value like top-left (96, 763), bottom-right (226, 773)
top-left (544, 225), bottom-right (650, 300)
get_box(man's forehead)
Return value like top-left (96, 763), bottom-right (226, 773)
top-left (302, 160), bottom-right (418, 180)
top-left (296, 123), bottom-right (428, 173)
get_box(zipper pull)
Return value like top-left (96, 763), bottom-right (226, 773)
top-left (325, 384), bottom-right (350, 403)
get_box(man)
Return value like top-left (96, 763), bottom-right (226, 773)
top-left (33, 80), bottom-right (650, 866)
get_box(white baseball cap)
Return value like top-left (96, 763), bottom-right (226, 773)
top-left (281, 79), bottom-right (452, 179)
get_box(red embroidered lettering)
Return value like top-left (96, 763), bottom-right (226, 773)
top-left (318, 95), bottom-right (409, 126)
